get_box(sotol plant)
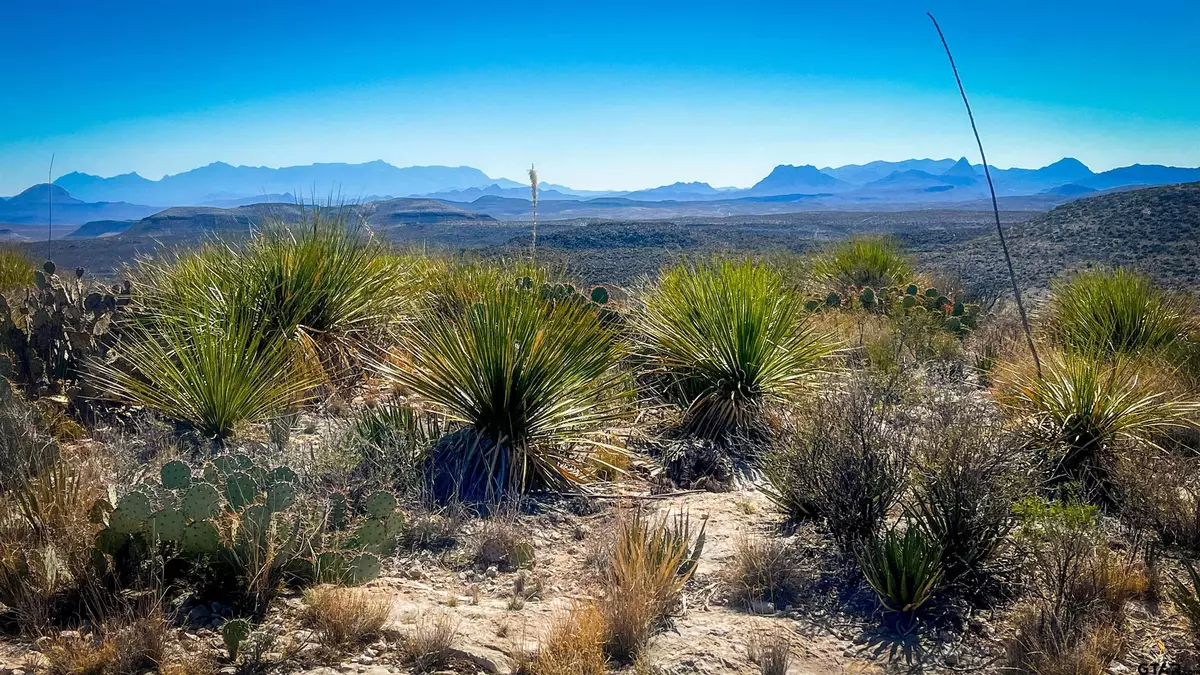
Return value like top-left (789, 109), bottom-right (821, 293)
top-left (1047, 267), bottom-right (1192, 357)
top-left (812, 237), bottom-right (914, 290)
top-left (633, 260), bottom-right (836, 439)
top-left (387, 282), bottom-right (629, 501)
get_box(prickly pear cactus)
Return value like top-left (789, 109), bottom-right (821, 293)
top-left (160, 461), bottom-right (192, 490)
top-left (363, 491), bottom-right (397, 519)
top-left (182, 483), bottom-right (223, 521)
top-left (182, 521), bottom-right (222, 555)
top-left (590, 286), bottom-right (609, 304)
top-left (0, 261), bottom-right (129, 396)
top-left (347, 553), bottom-right (381, 585)
top-left (327, 492), bottom-right (350, 531)
top-left (221, 618), bottom-right (253, 661)
top-left (859, 288), bottom-right (876, 307)
top-left (825, 292), bottom-right (842, 308)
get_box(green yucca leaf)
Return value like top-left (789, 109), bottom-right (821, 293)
top-left (858, 522), bottom-right (944, 614)
top-left (0, 247), bottom-right (35, 290)
top-left (90, 307), bottom-right (318, 441)
top-left (998, 352), bottom-right (1200, 492)
top-left (385, 283), bottom-right (629, 497)
top-left (812, 237), bottom-right (915, 290)
top-left (1048, 268), bottom-right (1192, 357)
top-left (1169, 558), bottom-right (1200, 635)
top-left (633, 260), bottom-right (836, 438)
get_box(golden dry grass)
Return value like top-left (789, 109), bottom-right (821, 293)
top-left (302, 585), bottom-right (392, 651)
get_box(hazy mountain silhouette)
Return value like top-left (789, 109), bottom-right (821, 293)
top-left (0, 184), bottom-right (157, 227)
top-left (748, 165), bottom-right (850, 196)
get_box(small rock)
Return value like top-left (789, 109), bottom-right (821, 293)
top-left (749, 600), bottom-right (776, 615)
top-left (485, 566), bottom-right (499, 578)
top-left (853, 633), bottom-right (869, 645)
top-left (944, 653), bottom-right (960, 667)
top-left (1108, 663), bottom-right (1130, 674)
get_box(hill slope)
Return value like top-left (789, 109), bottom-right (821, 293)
top-left (917, 181), bottom-right (1200, 291)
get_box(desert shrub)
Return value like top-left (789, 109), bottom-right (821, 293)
top-left (911, 396), bottom-right (1027, 588)
top-left (41, 609), bottom-right (171, 675)
top-left (1047, 268), bottom-right (1192, 357)
top-left (1114, 450), bottom-right (1200, 550)
top-left (996, 352), bottom-right (1200, 499)
top-left (598, 509), bottom-right (705, 662)
top-left (91, 307), bottom-right (318, 442)
top-left (632, 259), bottom-right (835, 440)
top-left (133, 208), bottom-right (411, 382)
top-left (748, 630), bottom-right (793, 675)
top-left (763, 377), bottom-right (911, 551)
top-left (302, 585), bottom-right (392, 651)
top-left (858, 520), bottom-right (943, 616)
top-left (389, 283), bottom-right (628, 501)
top-left (1006, 497), bottom-right (1146, 674)
top-left (725, 536), bottom-right (800, 609)
top-left (473, 515), bottom-right (535, 572)
top-left (0, 246), bottom-right (34, 290)
top-left (812, 236), bottom-right (914, 290)
top-left (515, 603), bottom-right (608, 675)
top-left (402, 613), bottom-right (460, 671)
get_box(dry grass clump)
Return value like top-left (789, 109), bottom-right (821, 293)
top-left (402, 613), bottom-right (460, 671)
top-left (0, 246), bottom-right (34, 290)
top-left (302, 585), bottom-right (392, 651)
top-left (725, 535), bottom-right (800, 609)
top-left (748, 629), bottom-right (793, 675)
top-left (597, 509), bottom-right (705, 662)
top-left (41, 611), bottom-right (172, 675)
top-left (1005, 499), bottom-right (1147, 674)
top-left (473, 514), bottom-right (533, 572)
top-left (515, 603), bottom-right (608, 675)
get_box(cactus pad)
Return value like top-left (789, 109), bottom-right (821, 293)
top-left (117, 492), bottom-right (153, 518)
top-left (590, 286), bottom-right (609, 304)
top-left (232, 453), bottom-right (254, 470)
top-left (364, 491), bottom-right (397, 519)
top-left (906, 284), bottom-right (919, 296)
top-left (901, 295), bottom-right (917, 309)
top-left (347, 553), bottom-right (381, 585)
top-left (952, 301), bottom-right (965, 317)
top-left (182, 483), bottom-right (222, 521)
top-left (211, 455), bottom-right (238, 475)
top-left (383, 513), bottom-right (404, 539)
top-left (825, 292), bottom-right (841, 308)
top-left (267, 466), bottom-right (298, 485)
top-left (95, 527), bottom-right (128, 555)
top-left (225, 472), bottom-right (259, 510)
top-left (924, 288), bottom-right (940, 298)
top-left (355, 518), bottom-right (389, 549)
top-left (859, 288), bottom-right (876, 306)
top-left (181, 521), bottom-right (222, 555)
top-left (149, 509), bottom-right (186, 542)
top-left (266, 482), bottom-right (296, 511)
top-left (160, 460), bottom-right (192, 490)
top-left (327, 492), bottom-right (350, 530)
top-left (221, 619), bottom-right (252, 661)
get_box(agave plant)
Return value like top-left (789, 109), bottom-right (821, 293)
top-left (858, 521), bottom-right (944, 615)
top-left (812, 237), bottom-right (914, 290)
top-left (996, 352), bottom-right (1200, 496)
top-left (91, 307), bottom-right (318, 441)
top-left (633, 260), bottom-right (836, 439)
top-left (386, 284), bottom-right (628, 500)
top-left (1047, 268), bottom-right (1191, 357)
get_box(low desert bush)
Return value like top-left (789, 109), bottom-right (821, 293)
top-left (858, 520), bottom-right (944, 616)
top-left (41, 610), bottom-right (171, 675)
top-left (91, 307), bottom-right (318, 442)
top-left (911, 396), bottom-right (1027, 588)
top-left (748, 629), bottom-right (793, 675)
top-left (632, 259), bottom-right (836, 439)
top-left (402, 613), bottom-right (460, 671)
top-left (1114, 450), bottom-right (1200, 550)
top-left (1006, 497), bottom-right (1146, 674)
top-left (763, 377), bottom-right (911, 551)
top-left (388, 283), bottom-right (628, 501)
top-left (302, 585), bottom-right (392, 651)
top-left (1047, 268), bottom-right (1192, 358)
top-left (515, 603), bottom-right (608, 675)
top-left (812, 236), bottom-right (914, 290)
top-left (725, 536), bottom-right (800, 609)
top-left (598, 509), bottom-right (705, 662)
top-left (996, 352), bottom-right (1199, 500)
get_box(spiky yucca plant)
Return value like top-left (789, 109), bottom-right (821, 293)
top-left (858, 521), bottom-right (943, 615)
top-left (387, 284), bottom-right (628, 500)
top-left (997, 352), bottom-right (1200, 495)
top-left (1169, 558), bottom-right (1200, 637)
top-left (1048, 268), bottom-right (1191, 357)
top-left (633, 260), bottom-right (835, 439)
top-left (812, 236), bottom-right (914, 290)
top-left (91, 308), bottom-right (317, 441)
top-left (0, 247), bottom-right (34, 290)
top-left (133, 207), bottom-right (411, 376)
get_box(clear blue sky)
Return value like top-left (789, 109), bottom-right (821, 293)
top-left (2, 0), bottom-right (1198, 194)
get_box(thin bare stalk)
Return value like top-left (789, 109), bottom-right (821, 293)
top-left (927, 13), bottom-right (1042, 379)
top-left (47, 153), bottom-right (54, 262)
top-left (528, 164), bottom-right (539, 258)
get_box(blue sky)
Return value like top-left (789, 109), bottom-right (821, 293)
top-left (2, 0), bottom-right (1198, 194)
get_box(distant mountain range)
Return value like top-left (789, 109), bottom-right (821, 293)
top-left (25, 158), bottom-right (1200, 212)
